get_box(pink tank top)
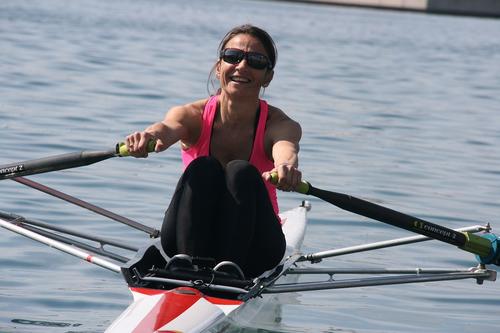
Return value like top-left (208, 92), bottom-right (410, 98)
top-left (182, 95), bottom-right (279, 215)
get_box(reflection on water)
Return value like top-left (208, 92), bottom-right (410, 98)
top-left (11, 319), bottom-right (82, 328)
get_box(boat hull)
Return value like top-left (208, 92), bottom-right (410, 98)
top-left (106, 287), bottom-right (243, 333)
top-left (106, 203), bottom-right (309, 333)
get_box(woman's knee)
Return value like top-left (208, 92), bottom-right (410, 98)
top-left (186, 156), bottom-right (223, 175)
top-left (182, 157), bottom-right (224, 185)
top-left (226, 160), bottom-right (260, 185)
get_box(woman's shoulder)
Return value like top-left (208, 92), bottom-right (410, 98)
top-left (170, 98), bottom-right (209, 117)
top-left (267, 104), bottom-right (300, 129)
top-left (164, 98), bottom-right (210, 147)
top-left (164, 99), bottom-right (209, 127)
top-left (263, 103), bottom-right (302, 152)
top-left (267, 104), bottom-right (286, 118)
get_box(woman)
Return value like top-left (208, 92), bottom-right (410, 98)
top-left (126, 24), bottom-right (302, 278)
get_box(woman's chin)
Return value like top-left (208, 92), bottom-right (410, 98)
top-left (222, 85), bottom-right (260, 98)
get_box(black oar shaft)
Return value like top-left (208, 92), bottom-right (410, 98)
top-left (0, 150), bottom-right (116, 180)
top-left (13, 177), bottom-right (159, 238)
top-left (309, 186), bottom-right (467, 246)
top-left (302, 183), bottom-right (494, 259)
top-left (0, 141), bottom-right (156, 180)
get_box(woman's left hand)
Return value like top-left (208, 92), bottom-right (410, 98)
top-left (263, 163), bottom-right (302, 192)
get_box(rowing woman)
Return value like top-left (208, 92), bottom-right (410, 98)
top-left (125, 24), bottom-right (302, 278)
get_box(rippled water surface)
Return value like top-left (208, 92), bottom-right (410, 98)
top-left (1, 0), bottom-right (499, 332)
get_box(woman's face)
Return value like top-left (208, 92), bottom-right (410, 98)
top-left (217, 34), bottom-right (274, 99)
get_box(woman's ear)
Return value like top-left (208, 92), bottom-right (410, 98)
top-left (263, 69), bottom-right (274, 87)
top-left (216, 61), bottom-right (221, 79)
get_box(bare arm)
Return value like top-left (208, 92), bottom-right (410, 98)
top-left (125, 100), bottom-right (205, 157)
top-left (263, 107), bottom-right (302, 191)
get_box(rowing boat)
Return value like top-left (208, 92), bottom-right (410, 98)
top-left (0, 143), bottom-right (498, 332)
top-left (105, 203), bottom-right (308, 333)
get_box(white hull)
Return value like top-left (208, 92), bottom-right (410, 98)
top-left (105, 203), bottom-right (309, 333)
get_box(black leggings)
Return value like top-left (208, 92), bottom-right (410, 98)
top-left (161, 156), bottom-right (286, 277)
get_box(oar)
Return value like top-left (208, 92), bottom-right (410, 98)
top-left (277, 176), bottom-right (499, 266)
top-left (0, 141), bottom-right (155, 180)
top-left (1, 141), bottom-right (159, 236)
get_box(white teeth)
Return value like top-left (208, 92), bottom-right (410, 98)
top-left (230, 76), bottom-right (250, 83)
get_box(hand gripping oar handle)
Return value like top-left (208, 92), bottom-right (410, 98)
top-left (273, 175), bottom-right (499, 266)
top-left (0, 141), bottom-right (156, 180)
top-left (115, 140), bottom-right (156, 157)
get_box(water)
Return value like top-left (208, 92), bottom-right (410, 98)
top-left (1, 0), bottom-right (499, 332)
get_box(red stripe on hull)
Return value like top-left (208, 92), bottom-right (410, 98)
top-left (129, 287), bottom-right (242, 332)
top-left (130, 287), bottom-right (243, 305)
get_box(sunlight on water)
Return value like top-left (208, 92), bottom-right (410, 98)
top-left (1, 0), bottom-right (499, 332)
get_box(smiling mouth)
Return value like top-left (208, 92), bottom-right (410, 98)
top-left (230, 76), bottom-right (251, 83)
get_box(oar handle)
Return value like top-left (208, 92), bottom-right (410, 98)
top-left (269, 173), bottom-right (310, 194)
top-left (116, 140), bottom-right (156, 157)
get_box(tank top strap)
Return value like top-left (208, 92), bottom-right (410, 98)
top-left (249, 100), bottom-right (279, 216)
top-left (181, 95), bottom-right (218, 168)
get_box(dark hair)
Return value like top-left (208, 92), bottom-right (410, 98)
top-left (207, 24), bottom-right (278, 95)
top-left (218, 24), bottom-right (277, 69)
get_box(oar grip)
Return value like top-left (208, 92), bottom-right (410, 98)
top-left (461, 232), bottom-right (494, 258)
top-left (467, 232), bottom-right (500, 266)
top-left (269, 173), bottom-right (310, 194)
top-left (297, 181), bottom-right (310, 194)
top-left (116, 140), bottom-right (156, 157)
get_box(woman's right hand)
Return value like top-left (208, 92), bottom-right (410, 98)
top-left (125, 131), bottom-right (158, 158)
top-left (125, 105), bottom-right (193, 158)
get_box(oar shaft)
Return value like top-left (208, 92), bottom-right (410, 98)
top-left (298, 181), bottom-right (495, 260)
top-left (0, 150), bottom-right (115, 180)
top-left (2, 141), bottom-right (160, 235)
top-left (312, 186), bottom-right (467, 245)
top-left (0, 141), bottom-right (155, 180)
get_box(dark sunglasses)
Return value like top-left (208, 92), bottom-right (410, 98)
top-left (220, 48), bottom-right (272, 70)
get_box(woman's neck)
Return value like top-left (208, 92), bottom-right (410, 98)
top-left (218, 92), bottom-right (260, 125)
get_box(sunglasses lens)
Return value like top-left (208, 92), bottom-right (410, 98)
top-left (247, 53), bottom-right (269, 70)
top-left (221, 49), bottom-right (271, 70)
top-left (222, 49), bottom-right (244, 64)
